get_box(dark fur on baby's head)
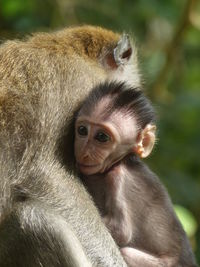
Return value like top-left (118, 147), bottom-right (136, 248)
top-left (79, 81), bottom-right (156, 129)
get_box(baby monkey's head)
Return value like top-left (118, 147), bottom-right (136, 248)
top-left (75, 82), bottom-right (156, 175)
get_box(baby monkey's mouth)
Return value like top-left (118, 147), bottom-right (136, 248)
top-left (77, 162), bottom-right (101, 175)
top-left (77, 162), bottom-right (99, 168)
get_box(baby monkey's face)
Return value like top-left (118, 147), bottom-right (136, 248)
top-left (74, 112), bottom-right (155, 176)
top-left (75, 118), bottom-right (117, 175)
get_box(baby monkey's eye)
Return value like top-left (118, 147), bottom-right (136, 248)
top-left (77, 126), bottom-right (88, 136)
top-left (95, 132), bottom-right (110, 143)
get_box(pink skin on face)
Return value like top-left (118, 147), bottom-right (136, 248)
top-left (75, 111), bottom-right (139, 175)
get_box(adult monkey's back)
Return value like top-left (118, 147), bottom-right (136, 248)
top-left (0, 26), bottom-right (140, 266)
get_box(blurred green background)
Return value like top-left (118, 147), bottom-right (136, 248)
top-left (0, 0), bottom-right (199, 262)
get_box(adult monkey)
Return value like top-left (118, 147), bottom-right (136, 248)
top-left (0, 25), bottom-right (140, 266)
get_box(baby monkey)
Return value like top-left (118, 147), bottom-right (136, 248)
top-left (74, 82), bottom-right (197, 267)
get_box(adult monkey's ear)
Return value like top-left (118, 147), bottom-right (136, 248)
top-left (133, 124), bottom-right (156, 158)
top-left (105, 34), bottom-right (133, 68)
top-left (114, 34), bottom-right (132, 65)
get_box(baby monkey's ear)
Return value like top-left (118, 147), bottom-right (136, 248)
top-left (133, 124), bottom-right (156, 158)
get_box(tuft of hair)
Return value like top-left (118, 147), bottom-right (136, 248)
top-left (79, 81), bottom-right (156, 129)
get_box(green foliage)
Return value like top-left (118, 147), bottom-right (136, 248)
top-left (174, 205), bottom-right (198, 237)
top-left (0, 0), bottom-right (199, 263)
top-left (0, 0), bottom-right (54, 32)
